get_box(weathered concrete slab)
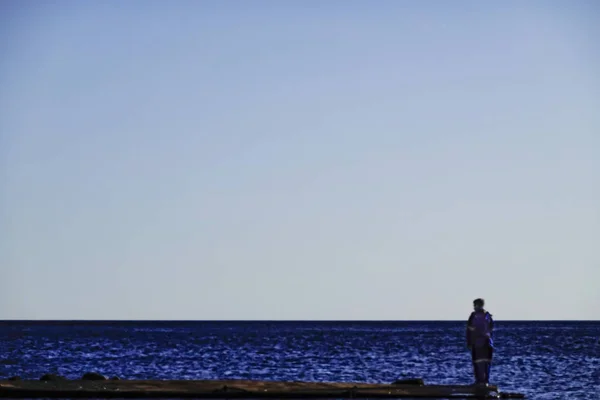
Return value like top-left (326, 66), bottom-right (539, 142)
top-left (0, 379), bottom-right (524, 398)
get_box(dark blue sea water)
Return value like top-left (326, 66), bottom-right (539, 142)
top-left (1, 321), bottom-right (598, 399)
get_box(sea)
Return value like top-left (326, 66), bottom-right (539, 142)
top-left (0, 321), bottom-right (598, 400)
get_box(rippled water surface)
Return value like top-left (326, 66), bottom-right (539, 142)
top-left (1, 321), bottom-right (598, 399)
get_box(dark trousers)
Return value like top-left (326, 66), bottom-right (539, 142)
top-left (471, 345), bottom-right (493, 384)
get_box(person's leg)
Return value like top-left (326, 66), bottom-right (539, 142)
top-left (485, 346), bottom-right (494, 384)
top-left (471, 347), bottom-right (478, 384)
top-left (472, 347), bottom-right (487, 384)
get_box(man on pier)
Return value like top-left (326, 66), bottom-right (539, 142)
top-left (466, 298), bottom-right (494, 386)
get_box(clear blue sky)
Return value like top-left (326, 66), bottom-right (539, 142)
top-left (1, 1), bottom-right (598, 320)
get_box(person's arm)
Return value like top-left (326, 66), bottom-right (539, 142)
top-left (488, 313), bottom-right (494, 341)
top-left (466, 312), bottom-right (474, 348)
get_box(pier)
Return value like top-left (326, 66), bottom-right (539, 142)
top-left (0, 378), bottom-right (525, 398)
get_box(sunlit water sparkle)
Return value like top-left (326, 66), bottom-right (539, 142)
top-left (1, 321), bottom-right (598, 399)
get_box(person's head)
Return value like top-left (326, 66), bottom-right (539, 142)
top-left (473, 298), bottom-right (485, 311)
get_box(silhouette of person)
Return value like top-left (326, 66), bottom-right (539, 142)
top-left (466, 298), bottom-right (494, 385)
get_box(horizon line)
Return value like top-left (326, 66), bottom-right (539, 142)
top-left (1, 319), bottom-right (598, 323)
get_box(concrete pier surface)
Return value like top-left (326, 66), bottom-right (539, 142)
top-left (0, 378), bottom-right (525, 398)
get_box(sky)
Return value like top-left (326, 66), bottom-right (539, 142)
top-left (0, 1), bottom-right (598, 321)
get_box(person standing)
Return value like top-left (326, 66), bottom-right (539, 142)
top-left (466, 298), bottom-right (494, 385)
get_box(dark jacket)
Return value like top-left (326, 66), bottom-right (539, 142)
top-left (466, 310), bottom-right (494, 348)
